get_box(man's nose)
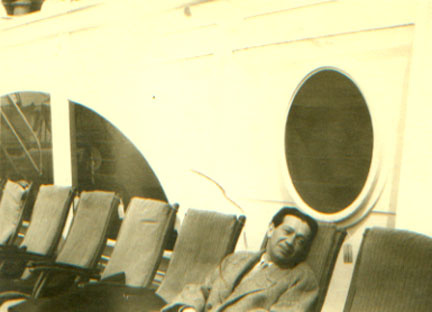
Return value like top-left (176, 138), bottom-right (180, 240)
top-left (284, 235), bottom-right (295, 246)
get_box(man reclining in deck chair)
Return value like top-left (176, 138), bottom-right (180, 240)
top-left (162, 207), bottom-right (319, 312)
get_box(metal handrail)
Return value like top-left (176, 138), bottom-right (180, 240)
top-left (7, 94), bottom-right (43, 169)
top-left (0, 107), bottom-right (42, 175)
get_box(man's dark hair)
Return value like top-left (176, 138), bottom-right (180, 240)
top-left (271, 207), bottom-right (318, 242)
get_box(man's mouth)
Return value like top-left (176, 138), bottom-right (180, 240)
top-left (278, 244), bottom-right (293, 256)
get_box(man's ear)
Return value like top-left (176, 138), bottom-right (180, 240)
top-left (267, 223), bottom-right (275, 238)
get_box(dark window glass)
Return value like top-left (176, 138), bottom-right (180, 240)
top-left (69, 102), bottom-right (167, 204)
top-left (285, 69), bottom-right (373, 214)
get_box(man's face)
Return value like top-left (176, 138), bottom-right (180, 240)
top-left (266, 215), bottom-right (312, 267)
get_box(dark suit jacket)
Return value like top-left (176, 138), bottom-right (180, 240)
top-left (162, 251), bottom-right (318, 312)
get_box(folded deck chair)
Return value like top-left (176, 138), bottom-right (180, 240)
top-left (156, 209), bottom-right (246, 303)
top-left (343, 227), bottom-right (432, 312)
top-left (100, 198), bottom-right (178, 287)
top-left (306, 223), bottom-right (346, 312)
top-left (0, 180), bottom-right (32, 246)
top-left (0, 185), bottom-right (75, 278)
top-left (8, 198), bottom-right (180, 312)
top-left (0, 190), bottom-right (120, 301)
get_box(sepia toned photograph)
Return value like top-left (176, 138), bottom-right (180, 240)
top-left (0, 1), bottom-right (430, 311)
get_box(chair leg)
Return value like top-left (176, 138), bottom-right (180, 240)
top-left (31, 272), bottom-right (48, 299)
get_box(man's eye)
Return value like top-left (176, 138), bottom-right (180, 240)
top-left (285, 228), bottom-right (294, 234)
top-left (296, 238), bottom-right (305, 245)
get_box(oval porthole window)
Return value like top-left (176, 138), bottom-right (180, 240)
top-left (285, 69), bottom-right (373, 214)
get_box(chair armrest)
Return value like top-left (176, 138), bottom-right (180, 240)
top-left (28, 262), bottom-right (101, 280)
top-left (85, 282), bottom-right (159, 296)
top-left (0, 246), bottom-right (51, 262)
top-left (0, 290), bottom-right (32, 301)
top-left (0, 245), bottom-right (24, 257)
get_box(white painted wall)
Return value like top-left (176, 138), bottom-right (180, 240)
top-left (0, 0), bottom-right (423, 242)
top-left (396, 0), bottom-right (432, 237)
top-left (0, 1), bottom-right (430, 309)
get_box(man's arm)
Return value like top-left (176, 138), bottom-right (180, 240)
top-left (160, 283), bottom-right (209, 312)
top-left (161, 255), bottom-right (232, 312)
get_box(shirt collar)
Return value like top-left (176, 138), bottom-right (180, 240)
top-left (259, 252), bottom-right (274, 268)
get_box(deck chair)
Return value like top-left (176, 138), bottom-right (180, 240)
top-left (156, 209), bottom-right (246, 303)
top-left (8, 198), bottom-right (180, 312)
top-left (0, 185), bottom-right (75, 278)
top-left (259, 222), bottom-right (346, 312)
top-left (306, 223), bottom-right (346, 312)
top-left (0, 190), bottom-right (120, 301)
top-left (100, 198), bottom-right (178, 287)
top-left (0, 180), bottom-right (32, 246)
top-left (343, 227), bottom-right (432, 312)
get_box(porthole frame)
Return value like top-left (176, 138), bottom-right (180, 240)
top-left (283, 67), bottom-right (385, 227)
